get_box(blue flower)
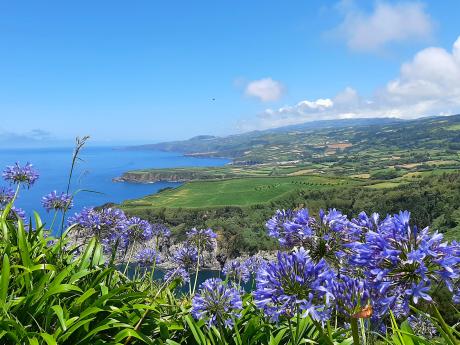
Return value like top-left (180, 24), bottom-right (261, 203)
top-left (1, 206), bottom-right (26, 221)
top-left (136, 248), bottom-right (161, 267)
top-left (3, 162), bottom-right (39, 188)
top-left (151, 223), bottom-right (171, 239)
top-left (164, 267), bottom-right (190, 285)
top-left (266, 208), bottom-right (360, 268)
top-left (222, 259), bottom-right (250, 283)
top-left (41, 191), bottom-right (73, 212)
top-left (192, 278), bottom-right (242, 328)
top-left (69, 207), bottom-right (130, 253)
top-left (172, 245), bottom-right (198, 269)
top-left (126, 217), bottom-right (153, 242)
top-left (348, 211), bottom-right (460, 315)
top-left (186, 227), bottom-right (217, 252)
top-left (244, 255), bottom-right (266, 275)
top-left (253, 247), bottom-right (334, 322)
top-left (0, 187), bottom-right (15, 206)
top-left (407, 313), bottom-right (437, 339)
top-left (407, 282), bottom-right (432, 304)
top-left (328, 274), bottom-right (370, 318)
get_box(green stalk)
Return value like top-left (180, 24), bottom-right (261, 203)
top-left (192, 250), bottom-right (201, 295)
top-left (191, 239), bottom-right (202, 295)
top-left (149, 237), bottom-right (160, 288)
top-left (123, 240), bottom-right (136, 276)
top-left (288, 316), bottom-right (295, 345)
top-left (350, 318), bottom-right (360, 345)
top-left (49, 211), bottom-right (58, 232)
top-left (432, 305), bottom-right (459, 345)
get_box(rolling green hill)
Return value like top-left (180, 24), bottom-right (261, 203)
top-left (122, 175), bottom-right (356, 208)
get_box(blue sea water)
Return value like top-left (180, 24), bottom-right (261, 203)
top-left (0, 146), bottom-right (229, 225)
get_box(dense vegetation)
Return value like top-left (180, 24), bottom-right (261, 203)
top-left (1, 167), bottom-right (460, 344)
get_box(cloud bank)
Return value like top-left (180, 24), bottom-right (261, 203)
top-left (332, 0), bottom-right (433, 52)
top-left (258, 36), bottom-right (460, 129)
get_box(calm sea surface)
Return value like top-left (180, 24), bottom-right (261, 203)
top-left (0, 146), bottom-right (229, 225)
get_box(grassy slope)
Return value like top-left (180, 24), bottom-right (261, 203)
top-left (122, 175), bottom-right (357, 208)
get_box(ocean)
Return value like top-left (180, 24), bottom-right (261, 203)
top-left (0, 146), bottom-right (229, 225)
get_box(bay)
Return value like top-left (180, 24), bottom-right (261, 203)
top-left (0, 146), bottom-right (229, 225)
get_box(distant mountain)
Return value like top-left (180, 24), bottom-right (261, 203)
top-left (262, 117), bottom-right (405, 133)
top-left (131, 117), bottom-right (403, 152)
top-left (129, 115), bottom-right (460, 164)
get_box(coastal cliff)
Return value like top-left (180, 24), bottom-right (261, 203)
top-left (114, 167), bottom-right (244, 183)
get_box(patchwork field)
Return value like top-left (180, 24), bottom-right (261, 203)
top-left (122, 175), bottom-right (355, 208)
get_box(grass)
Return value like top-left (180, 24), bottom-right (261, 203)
top-left (122, 175), bottom-right (355, 208)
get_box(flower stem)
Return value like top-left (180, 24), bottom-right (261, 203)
top-left (350, 318), bottom-right (360, 345)
top-left (123, 240), bottom-right (136, 276)
top-left (192, 248), bottom-right (201, 296)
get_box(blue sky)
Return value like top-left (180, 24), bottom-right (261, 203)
top-left (1, 0), bottom-right (460, 145)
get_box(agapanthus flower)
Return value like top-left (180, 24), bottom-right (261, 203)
top-left (253, 247), bottom-right (334, 322)
top-left (222, 259), bottom-right (250, 283)
top-left (126, 217), bottom-right (152, 242)
top-left (68, 207), bottom-right (129, 253)
top-left (244, 255), bottom-right (266, 275)
top-left (136, 248), bottom-right (161, 267)
top-left (328, 274), bottom-right (370, 318)
top-left (41, 191), bottom-right (73, 212)
top-left (266, 208), bottom-right (361, 268)
top-left (0, 187), bottom-right (15, 206)
top-left (186, 227), bottom-right (217, 252)
top-left (1, 206), bottom-right (26, 221)
top-left (348, 211), bottom-right (460, 316)
top-left (3, 162), bottom-right (39, 188)
top-left (172, 245), bottom-right (198, 269)
top-left (164, 267), bottom-right (190, 285)
top-left (407, 313), bottom-right (437, 339)
top-left (191, 278), bottom-right (243, 328)
top-left (151, 223), bottom-right (171, 239)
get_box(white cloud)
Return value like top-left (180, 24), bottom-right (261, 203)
top-left (332, 1), bottom-right (433, 52)
top-left (245, 78), bottom-right (284, 102)
top-left (256, 36), bottom-right (460, 129)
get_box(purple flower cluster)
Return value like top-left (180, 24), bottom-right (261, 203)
top-left (263, 208), bottom-right (460, 322)
top-left (0, 187), bottom-right (15, 206)
top-left (164, 267), bottom-right (190, 285)
top-left (222, 259), bottom-right (250, 283)
top-left (348, 211), bottom-right (460, 316)
top-left (172, 245), bottom-right (198, 269)
top-left (186, 227), bottom-right (217, 252)
top-left (266, 208), bottom-right (360, 267)
top-left (126, 217), bottom-right (153, 242)
top-left (328, 274), bottom-right (370, 318)
top-left (244, 255), bottom-right (266, 275)
top-left (41, 191), bottom-right (73, 212)
top-left (192, 278), bottom-right (242, 328)
top-left (3, 206), bottom-right (26, 222)
top-left (151, 223), bottom-right (171, 239)
top-left (407, 313), bottom-right (437, 339)
top-left (70, 207), bottom-right (159, 256)
top-left (3, 162), bottom-right (39, 188)
top-left (136, 248), bottom-right (161, 267)
top-left (253, 247), bottom-right (334, 322)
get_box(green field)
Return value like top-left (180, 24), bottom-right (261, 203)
top-left (122, 175), bottom-right (355, 208)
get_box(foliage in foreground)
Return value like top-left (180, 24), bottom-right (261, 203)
top-left (0, 160), bottom-right (459, 344)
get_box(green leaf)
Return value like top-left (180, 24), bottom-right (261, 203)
top-left (0, 254), bottom-right (10, 305)
top-left (40, 333), bottom-right (58, 345)
top-left (114, 328), bottom-right (154, 344)
top-left (51, 305), bottom-right (67, 331)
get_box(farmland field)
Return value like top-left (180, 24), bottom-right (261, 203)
top-left (122, 175), bottom-right (355, 208)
